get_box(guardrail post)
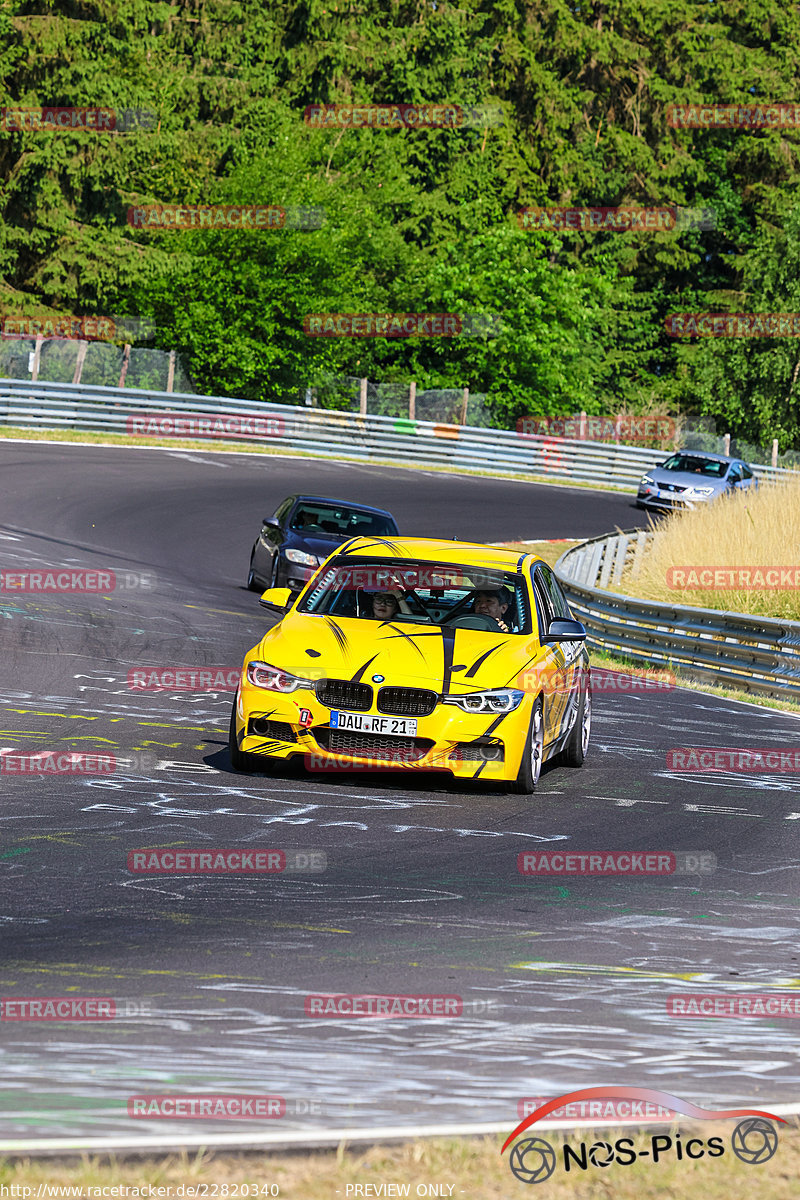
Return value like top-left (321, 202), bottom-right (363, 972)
top-left (167, 349), bottom-right (176, 394)
top-left (118, 343), bottom-right (131, 388)
top-left (359, 377), bottom-right (367, 416)
top-left (772, 439), bottom-right (779, 468)
top-left (460, 387), bottom-right (469, 425)
top-left (409, 380), bottom-right (416, 421)
top-left (30, 334), bottom-right (43, 382)
top-left (72, 340), bottom-right (88, 385)
top-left (724, 433), bottom-right (731, 455)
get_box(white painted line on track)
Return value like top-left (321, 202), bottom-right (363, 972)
top-left (2, 1105), bottom-right (799, 1157)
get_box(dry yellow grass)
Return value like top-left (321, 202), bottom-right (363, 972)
top-left (624, 478), bottom-right (800, 621)
top-left (1, 1125), bottom-right (798, 1199)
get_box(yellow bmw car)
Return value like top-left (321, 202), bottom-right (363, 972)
top-left (229, 537), bottom-right (591, 793)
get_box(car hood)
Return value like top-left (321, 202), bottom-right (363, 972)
top-left (291, 534), bottom-right (352, 558)
top-left (255, 612), bottom-right (545, 694)
top-left (649, 469), bottom-right (725, 489)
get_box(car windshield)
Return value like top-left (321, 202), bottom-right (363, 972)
top-left (660, 454), bottom-right (728, 478)
top-left (297, 558), bottom-right (531, 634)
top-left (290, 504), bottom-right (396, 536)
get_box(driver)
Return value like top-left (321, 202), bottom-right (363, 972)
top-left (473, 587), bottom-right (512, 632)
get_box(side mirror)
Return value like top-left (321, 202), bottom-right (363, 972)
top-left (262, 517), bottom-right (281, 529)
top-left (259, 587), bottom-right (292, 612)
top-left (543, 617), bottom-right (587, 642)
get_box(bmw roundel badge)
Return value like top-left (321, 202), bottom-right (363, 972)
top-left (372, 674), bottom-right (385, 682)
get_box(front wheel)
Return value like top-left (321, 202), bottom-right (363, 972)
top-left (246, 550), bottom-right (260, 591)
top-left (560, 683), bottom-right (591, 767)
top-left (510, 698), bottom-right (544, 794)
top-left (229, 695), bottom-right (255, 772)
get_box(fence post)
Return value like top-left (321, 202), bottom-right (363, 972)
top-left (359, 377), bottom-right (367, 416)
top-left (30, 334), bottom-right (43, 381)
top-left (118, 343), bottom-right (131, 388)
top-left (166, 349), bottom-right (176, 394)
top-left (408, 380), bottom-right (416, 421)
top-left (579, 410), bottom-right (587, 440)
top-left (772, 438), bottom-right (779, 468)
top-left (460, 387), bottom-right (469, 425)
top-left (723, 432), bottom-right (731, 455)
top-left (72, 340), bottom-right (88, 385)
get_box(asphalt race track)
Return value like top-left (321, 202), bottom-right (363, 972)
top-left (1, 440), bottom-right (799, 1144)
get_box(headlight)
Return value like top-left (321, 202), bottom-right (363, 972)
top-left (683, 486), bottom-right (715, 498)
top-left (640, 474), bottom-right (655, 486)
top-left (246, 660), bottom-right (314, 692)
top-left (285, 549), bottom-right (319, 566)
top-left (444, 688), bottom-right (524, 713)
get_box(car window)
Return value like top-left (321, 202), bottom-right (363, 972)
top-left (728, 463), bottom-right (743, 482)
top-left (741, 463), bottom-right (753, 480)
top-left (274, 498), bottom-right (293, 524)
top-left (289, 504), bottom-right (396, 535)
top-left (531, 568), bottom-right (555, 637)
top-left (661, 454), bottom-right (727, 477)
top-left (538, 563), bottom-right (572, 620)
top-left (299, 558), bottom-right (531, 633)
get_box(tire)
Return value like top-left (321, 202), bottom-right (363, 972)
top-left (246, 551), bottom-right (260, 591)
top-left (510, 697), bottom-right (544, 794)
top-left (228, 695), bottom-right (255, 773)
top-left (560, 681), bottom-right (591, 768)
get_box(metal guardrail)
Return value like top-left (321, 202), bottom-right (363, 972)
top-left (0, 377), bottom-right (796, 488)
top-left (555, 529), bottom-right (800, 700)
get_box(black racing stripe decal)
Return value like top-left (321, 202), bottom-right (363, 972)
top-left (381, 624), bottom-right (431, 659)
top-left (503, 653), bottom-right (539, 690)
top-left (325, 618), bottom-right (349, 653)
top-left (305, 648), bottom-right (321, 657)
top-left (440, 626), bottom-right (457, 693)
top-left (350, 538), bottom-right (409, 556)
top-left (465, 644), bottom-right (503, 679)
top-left (351, 655), bottom-right (379, 682)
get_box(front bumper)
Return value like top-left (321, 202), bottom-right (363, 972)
top-left (234, 682), bottom-right (531, 781)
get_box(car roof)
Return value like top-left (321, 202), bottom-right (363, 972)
top-left (670, 449), bottom-right (740, 464)
top-left (339, 535), bottom-right (543, 571)
top-left (285, 494), bottom-right (396, 519)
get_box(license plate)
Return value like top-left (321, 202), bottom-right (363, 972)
top-left (330, 711), bottom-right (417, 736)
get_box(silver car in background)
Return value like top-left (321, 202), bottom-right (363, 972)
top-left (637, 450), bottom-right (757, 512)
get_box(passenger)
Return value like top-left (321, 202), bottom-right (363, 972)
top-left (473, 587), bottom-right (512, 632)
top-left (371, 591), bottom-right (400, 621)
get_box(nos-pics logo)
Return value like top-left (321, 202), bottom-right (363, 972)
top-left (501, 1087), bottom-right (782, 1184)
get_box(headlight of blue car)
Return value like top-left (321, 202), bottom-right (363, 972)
top-left (285, 549), bottom-right (320, 567)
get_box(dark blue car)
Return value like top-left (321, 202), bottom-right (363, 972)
top-left (246, 494), bottom-right (400, 593)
